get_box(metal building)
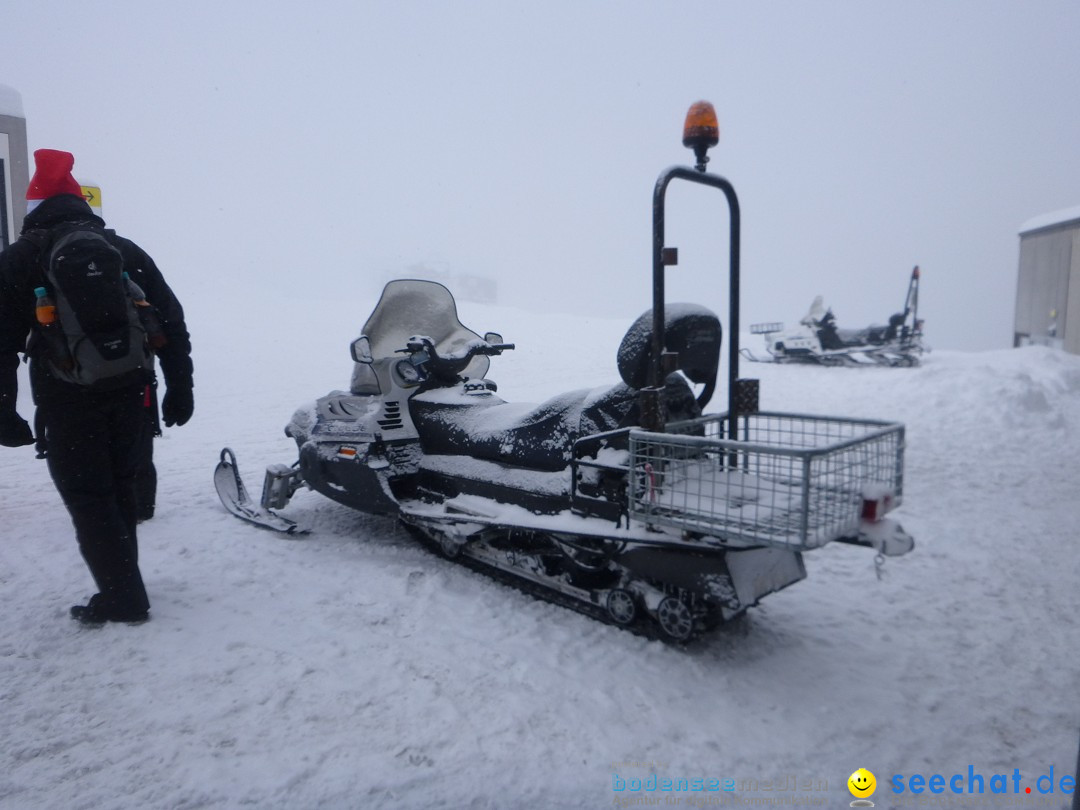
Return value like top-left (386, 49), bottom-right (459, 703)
top-left (1, 85), bottom-right (30, 252)
top-left (1014, 206), bottom-right (1080, 354)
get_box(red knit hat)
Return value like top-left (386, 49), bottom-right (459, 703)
top-left (26, 149), bottom-right (83, 212)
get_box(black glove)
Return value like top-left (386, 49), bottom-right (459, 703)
top-left (161, 385), bottom-right (194, 427)
top-left (0, 412), bottom-right (35, 447)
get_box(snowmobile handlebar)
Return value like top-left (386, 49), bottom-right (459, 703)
top-left (400, 335), bottom-right (515, 383)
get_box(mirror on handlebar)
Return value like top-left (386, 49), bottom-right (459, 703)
top-left (484, 332), bottom-right (503, 345)
top-left (350, 336), bottom-right (374, 364)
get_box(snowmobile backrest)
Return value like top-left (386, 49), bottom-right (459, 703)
top-left (616, 304), bottom-right (721, 409)
top-left (350, 280), bottom-right (490, 395)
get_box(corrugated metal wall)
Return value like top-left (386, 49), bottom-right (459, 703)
top-left (1015, 221), bottom-right (1079, 353)
top-left (1067, 230), bottom-right (1080, 354)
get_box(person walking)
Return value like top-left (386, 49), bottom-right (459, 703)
top-left (0, 148), bottom-right (194, 624)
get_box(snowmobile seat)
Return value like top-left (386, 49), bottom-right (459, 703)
top-left (410, 382), bottom-right (641, 472)
top-left (411, 372), bottom-right (702, 472)
top-left (883, 312), bottom-right (906, 343)
top-left (837, 324), bottom-right (889, 346)
top-left (616, 304), bottom-right (721, 409)
top-left (825, 311), bottom-right (907, 348)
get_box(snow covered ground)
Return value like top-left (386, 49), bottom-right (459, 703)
top-left (2, 279), bottom-right (1079, 809)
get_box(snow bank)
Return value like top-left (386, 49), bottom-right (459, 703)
top-left (1, 283), bottom-right (1078, 809)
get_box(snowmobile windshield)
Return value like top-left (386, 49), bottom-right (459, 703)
top-left (351, 280), bottom-right (490, 395)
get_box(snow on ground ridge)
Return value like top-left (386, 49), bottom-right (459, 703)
top-left (1, 288), bottom-right (1079, 809)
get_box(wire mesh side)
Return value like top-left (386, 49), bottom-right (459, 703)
top-left (629, 413), bottom-right (904, 550)
top-left (668, 411), bottom-right (899, 451)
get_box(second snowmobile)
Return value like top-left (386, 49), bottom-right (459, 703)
top-left (746, 266), bottom-right (926, 367)
top-left (216, 101), bottom-right (914, 642)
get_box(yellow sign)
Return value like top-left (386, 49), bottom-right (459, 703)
top-left (80, 185), bottom-right (101, 213)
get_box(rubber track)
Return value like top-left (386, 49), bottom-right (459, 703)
top-left (405, 523), bottom-right (706, 645)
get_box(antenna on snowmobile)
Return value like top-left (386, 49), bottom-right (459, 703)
top-left (902, 266), bottom-right (918, 313)
top-left (682, 101), bottom-right (720, 172)
top-left (903, 265), bottom-right (920, 337)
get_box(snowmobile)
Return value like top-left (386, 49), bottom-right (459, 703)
top-left (215, 101), bottom-right (914, 642)
top-left (745, 266), bottom-right (926, 367)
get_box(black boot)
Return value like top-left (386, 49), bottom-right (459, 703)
top-left (70, 593), bottom-right (149, 625)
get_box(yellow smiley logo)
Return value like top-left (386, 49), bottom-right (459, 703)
top-left (848, 768), bottom-right (877, 798)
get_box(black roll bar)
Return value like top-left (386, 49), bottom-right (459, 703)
top-left (641, 165), bottom-right (741, 439)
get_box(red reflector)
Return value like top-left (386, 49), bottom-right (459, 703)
top-left (861, 492), bottom-right (894, 522)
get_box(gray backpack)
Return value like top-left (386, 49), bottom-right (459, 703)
top-left (28, 221), bottom-right (151, 388)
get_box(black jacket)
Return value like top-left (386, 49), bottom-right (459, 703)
top-left (0, 194), bottom-right (193, 410)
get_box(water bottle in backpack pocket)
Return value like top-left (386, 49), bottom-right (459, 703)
top-left (33, 286), bottom-right (75, 373)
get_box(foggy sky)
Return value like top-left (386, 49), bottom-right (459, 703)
top-left (4, 0), bottom-right (1079, 351)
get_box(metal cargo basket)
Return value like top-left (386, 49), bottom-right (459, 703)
top-left (628, 412), bottom-right (905, 551)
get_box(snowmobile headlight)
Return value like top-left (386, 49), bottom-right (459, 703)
top-left (394, 359), bottom-right (422, 386)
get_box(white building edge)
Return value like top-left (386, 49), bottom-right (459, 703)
top-left (1015, 205), bottom-right (1080, 355)
top-left (0, 84), bottom-right (29, 250)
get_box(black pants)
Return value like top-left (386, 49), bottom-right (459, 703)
top-left (38, 384), bottom-right (150, 615)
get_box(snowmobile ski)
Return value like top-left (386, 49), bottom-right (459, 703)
top-left (214, 447), bottom-right (309, 535)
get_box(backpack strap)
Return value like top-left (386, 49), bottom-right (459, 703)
top-left (20, 228), bottom-right (48, 249)
top-left (19, 229), bottom-right (52, 293)
top-left (23, 221), bottom-right (100, 252)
